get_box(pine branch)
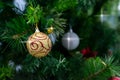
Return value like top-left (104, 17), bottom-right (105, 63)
top-left (81, 56), bottom-right (120, 80)
top-left (82, 65), bottom-right (108, 80)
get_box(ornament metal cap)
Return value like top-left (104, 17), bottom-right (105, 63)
top-left (69, 24), bottom-right (73, 33)
top-left (69, 28), bottom-right (73, 33)
top-left (35, 23), bottom-right (40, 32)
top-left (35, 28), bottom-right (40, 32)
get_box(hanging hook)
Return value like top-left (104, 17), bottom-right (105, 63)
top-left (35, 23), bottom-right (40, 32)
top-left (69, 24), bottom-right (73, 32)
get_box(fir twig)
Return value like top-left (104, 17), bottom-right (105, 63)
top-left (82, 64), bottom-right (108, 80)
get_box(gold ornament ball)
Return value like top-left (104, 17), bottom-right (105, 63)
top-left (26, 30), bottom-right (52, 58)
top-left (47, 26), bottom-right (54, 34)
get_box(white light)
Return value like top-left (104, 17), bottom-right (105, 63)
top-left (96, 9), bottom-right (109, 23)
top-left (50, 26), bottom-right (54, 30)
top-left (67, 37), bottom-right (71, 41)
top-left (118, 3), bottom-right (120, 11)
top-left (99, 13), bottom-right (109, 23)
top-left (100, 14), bottom-right (104, 22)
top-left (16, 65), bottom-right (22, 72)
top-left (8, 60), bottom-right (15, 68)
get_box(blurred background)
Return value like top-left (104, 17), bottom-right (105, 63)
top-left (1, 0), bottom-right (120, 80)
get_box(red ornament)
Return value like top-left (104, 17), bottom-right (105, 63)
top-left (108, 77), bottom-right (120, 80)
top-left (80, 47), bottom-right (97, 58)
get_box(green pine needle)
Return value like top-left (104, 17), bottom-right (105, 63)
top-left (26, 5), bottom-right (43, 24)
top-left (1, 17), bottom-right (30, 53)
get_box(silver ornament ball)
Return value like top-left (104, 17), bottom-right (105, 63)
top-left (62, 29), bottom-right (80, 50)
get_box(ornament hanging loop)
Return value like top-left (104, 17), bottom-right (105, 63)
top-left (35, 23), bottom-right (40, 32)
top-left (69, 24), bottom-right (73, 32)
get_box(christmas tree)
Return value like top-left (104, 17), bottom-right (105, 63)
top-left (0, 0), bottom-right (120, 80)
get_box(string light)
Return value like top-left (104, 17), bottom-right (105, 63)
top-left (118, 0), bottom-right (120, 11)
top-left (96, 9), bottom-right (109, 23)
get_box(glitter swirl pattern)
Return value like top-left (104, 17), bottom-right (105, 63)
top-left (26, 32), bottom-right (52, 58)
